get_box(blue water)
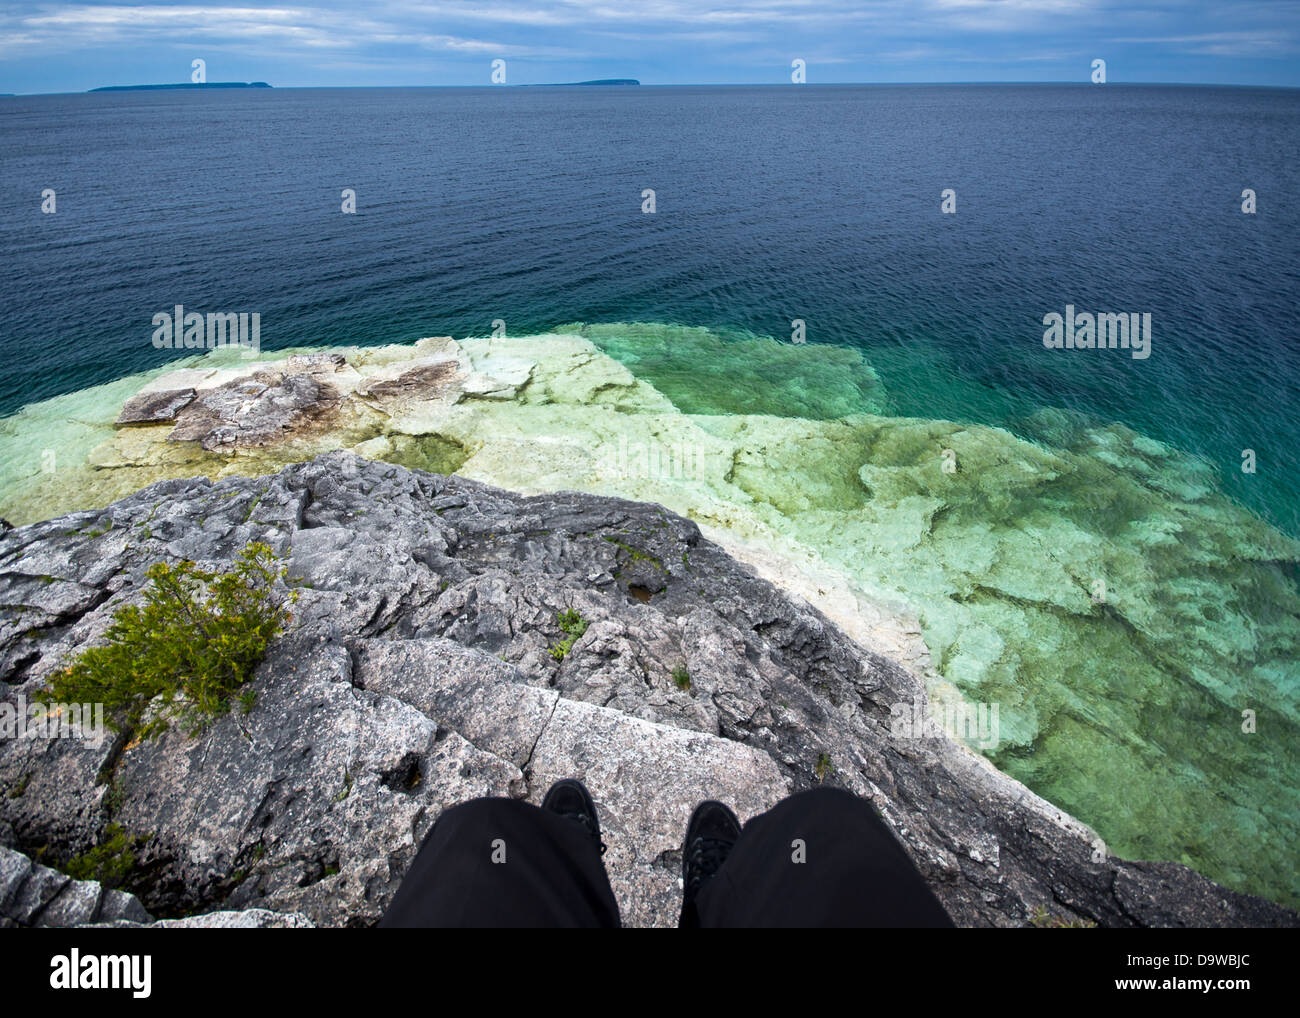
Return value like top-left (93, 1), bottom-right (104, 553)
top-left (2, 84), bottom-right (1297, 533)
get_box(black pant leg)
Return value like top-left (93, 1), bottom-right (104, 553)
top-left (379, 797), bottom-right (621, 928)
top-left (690, 786), bottom-right (954, 927)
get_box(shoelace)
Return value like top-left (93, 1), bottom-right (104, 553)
top-left (685, 837), bottom-right (732, 894)
top-left (564, 811), bottom-right (608, 855)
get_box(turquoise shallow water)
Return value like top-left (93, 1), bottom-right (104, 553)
top-left (574, 323), bottom-right (1300, 909)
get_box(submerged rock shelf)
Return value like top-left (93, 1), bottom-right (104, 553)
top-left (0, 327), bottom-right (1296, 910)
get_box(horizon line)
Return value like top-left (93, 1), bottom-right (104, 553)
top-left (6, 79), bottom-right (1300, 98)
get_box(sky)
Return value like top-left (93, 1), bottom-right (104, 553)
top-left (1, 0), bottom-right (1298, 94)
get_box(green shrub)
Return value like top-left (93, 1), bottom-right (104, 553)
top-left (548, 609), bottom-right (589, 661)
top-left (1029, 904), bottom-right (1097, 928)
top-left (48, 541), bottom-right (296, 739)
top-left (64, 823), bottom-right (148, 889)
top-left (671, 665), bottom-right (691, 691)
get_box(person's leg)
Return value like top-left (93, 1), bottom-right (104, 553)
top-left (380, 793), bottom-right (620, 928)
top-left (690, 786), bottom-right (954, 927)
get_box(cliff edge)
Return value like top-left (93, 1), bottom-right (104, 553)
top-left (0, 454), bottom-right (1292, 927)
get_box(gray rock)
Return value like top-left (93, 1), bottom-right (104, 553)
top-left (527, 694), bottom-right (787, 928)
top-left (0, 452), bottom-right (1294, 928)
top-left (115, 388), bottom-right (196, 426)
top-left (0, 842), bottom-right (313, 928)
top-left (0, 845), bottom-right (33, 912)
top-left (0, 845), bottom-right (154, 927)
top-left (167, 374), bottom-right (340, 450)
top-left (9, 858), bottom-right (69, 925)
top-left (98, 887), bottom-right (154, 924)
top-left (284, 353), bottom-right (346, 376)
top-left (146, 908), bottom-right (314, 928)
top-left (357, 359), bottom-right (461, 402)
top-left (353, 638), bottom-right (788, 927)
top-left (0, 846), bottom-right (111, 926)
top-left (35, 876), bottom-right (102, 926)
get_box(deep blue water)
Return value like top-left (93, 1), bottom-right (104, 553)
top-left (1, 83), bottom-right (1298, 533)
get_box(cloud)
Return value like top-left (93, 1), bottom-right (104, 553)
top-left (0, 0), bottom-right (1297, 86)
top-left (0, 3), bottom-right (512, 56)
top-left (1109, 32), bottom-right (1295, 57)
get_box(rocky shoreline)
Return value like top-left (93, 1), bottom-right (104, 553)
top-left (0, 454), bottom-right (1293, 927)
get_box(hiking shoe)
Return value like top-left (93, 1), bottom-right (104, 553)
top-left (682, 800), bottom-right (741, 909)
top-left (542, 778), bottom-right (607, 855)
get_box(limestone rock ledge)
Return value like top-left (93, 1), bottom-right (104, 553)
top-left (0, 454), bottom-right (1293, 928)
top-left (0, 844), bottom-right (313, 927)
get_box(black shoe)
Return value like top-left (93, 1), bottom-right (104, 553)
top-left (541, 778), bottom-right (607, 855)
top-left (682, 800), bottom-right (741, 911)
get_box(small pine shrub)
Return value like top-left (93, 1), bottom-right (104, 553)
top-left (64, 824), bottom-right (148, 889)
top-left (671, 665), bottom-right (691, 691)
top-left (48, 541), bottom-right (296, 738)
top-left (1029, 904), bottom-right (1097, 929)
top-left (548, 609), bottom-right (590, 661)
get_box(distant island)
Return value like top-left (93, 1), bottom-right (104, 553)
top-left (89, 82), bottom-right (271, 92)
top-left (524, 79), bottom-right (639, 87)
